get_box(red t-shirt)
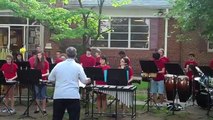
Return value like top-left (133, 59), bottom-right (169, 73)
top-left (28, 56), bottom-right (35, 68)
top-left (96, 65), bottom-right (110, 85)
top-left (209, 59), bottom-right (213, 69)
top-left (184, 60), bottom-right (198, 80)
top-left (95, 56), bottom-right (101, 66)
top-left (160, 56), bottom-right (169, 64)
top-left (1, 63), bottom-right (18, 80)
top-left (154, 60), bottom-right (165, 81)
top-left (80, 54), bottom-right (96, 67)
top-left (33, 61), bottom-right (49, 80)
top-left (55, 58), bottom-right (63, 64)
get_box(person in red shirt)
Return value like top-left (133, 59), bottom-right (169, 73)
top-left (1, 54), bottom-right (18, 114)
top-left (118, 50), bottom-right (131, 66)
top-left (209, 59), bottom-right (213, 69)
top-left (184, 53), bottom-right (198, 81)
top-left (54, 51), bottom-right (63, 64)
top-left (119, 57), bottom-right (134, 84)
top-left (150, 52), bottom-right (165, 107)
top-left (28, 50), bottom-right (37, 68)
top-left (94, 48), bottom-right (101, 66)
top-left (95, 55), bottom-right (110, 113)
top-left (80, 48), bottom-right (96, 67)
top-left (32, 52), bottom-right (49, 114)
top-left (158, 48), bottom-right (169, 64)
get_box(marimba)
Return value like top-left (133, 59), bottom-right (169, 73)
top-left (85, 85), bottom-right (137, 119)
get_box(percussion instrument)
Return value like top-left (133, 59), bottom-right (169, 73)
top-left (177, 75), bottom-right (190, 102)
top-left (164, 74), bottom-right (190, 102)
top-left (95, 85), bottom-right (137, 108)
top-left (141, 73), bottom-right (157, 78)
top-left (196, 89), bottom-right (213, 108)
top-left (141, 72), bottom-right (157, 82)
top-left (164, 74), bottom-right (176, 101)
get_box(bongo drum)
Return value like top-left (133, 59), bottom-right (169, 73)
top-left (164, 74), bottom-right (176, 101)
top-left (177, 75), bottom-right (190, 102)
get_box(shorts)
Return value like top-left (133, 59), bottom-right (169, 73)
top-left (150, 79), bottom-right (164, 94)
top-left (34, 84), bottom-right (47, 100)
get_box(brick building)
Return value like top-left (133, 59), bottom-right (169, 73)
top-left (1, 0), bottom-right (213, 76)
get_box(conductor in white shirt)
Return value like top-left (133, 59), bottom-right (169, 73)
top-left (48, 46), bottom-right (91, 120)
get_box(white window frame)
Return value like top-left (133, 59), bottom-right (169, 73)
top-left (92, 17), bottom-right (150, 50)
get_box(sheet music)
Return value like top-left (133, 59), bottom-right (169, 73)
top-left (79, 80), bottom-right (86, 88)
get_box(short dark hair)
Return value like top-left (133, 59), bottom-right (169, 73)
top-left (118, 50), bottom-right (126, 55)
top-left (100, 55), bottom-right (107, 62)
top-left (86, 48), bottom-right (92, 52)
top-left (152, 52), bottom-right (160, 60)
top-left (66, 47), bottom-right (77, 58)
top-left (189, 53), bottom-right (195, 57)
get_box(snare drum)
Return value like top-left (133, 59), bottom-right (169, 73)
top-left (164, 74), bottom-right (176, 101)
top-left (177, 75), bottom-right (190, 102)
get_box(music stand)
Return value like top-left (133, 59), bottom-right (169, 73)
top-left (84, 67), bottom-right (104, 119)
top-left (49, 63), bottom-right (56, 73)
top-left (165, 63), bottom-right (185, 115)
top-left (18, 69), bottom-right (44, 119)
top-left (139, 60), bottom-right (158, 112)
top-left (106, 69), bottom-right (128, 119)
top-left (0, 71), bottom-right (18, 115)
top-left (197, 66), bottom-right (213, 116)
top-left (0, 60), bottom-right (6, 68)
top-left (15, 61), bottom-right (30, 70)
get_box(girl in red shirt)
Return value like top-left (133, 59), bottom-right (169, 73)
top-left (96, 56), bottom-right (110, 113)
top-left (1, 54), bottom-right (18, 114)
top-left (119, 57), bottom-right (134, 84)
top-left (32, 52), bottom-right (49, 114)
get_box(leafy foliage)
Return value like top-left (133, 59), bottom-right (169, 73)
top-left (112, 0), bottom-right (132, 7)
top-left (0, 0), bottom-right (100, 43)
top-left (170, 0), bottom-right (213, 41)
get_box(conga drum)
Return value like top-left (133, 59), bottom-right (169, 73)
top-left (164, 74), bottom-right (176, 101)
top-left (177, 75), bottom-right (190, 102)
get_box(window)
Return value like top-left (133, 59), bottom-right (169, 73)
top-left (91, 17), bottom-right (150, 49)
top-left (208, 41), bottom-right (213, 52)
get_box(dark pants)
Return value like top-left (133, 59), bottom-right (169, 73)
top-left (53, 99), bottom-right (80, 120)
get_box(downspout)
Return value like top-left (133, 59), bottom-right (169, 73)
top-left (164, 9), bottom-right (169, 57)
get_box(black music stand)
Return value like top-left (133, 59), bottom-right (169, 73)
top-left (0, 71), bottom-right (18, 115)
top-left (18, 69), bottom-right (44, 119)
top-left (15, 61), bottom-right (30, 70)
top-left (197, 66), bottom-right (213, 116)
top-left (106, 69), bottom-right (128, 119)
top-left (165, 63), bottom-right (185, 115)
top-left (49, 63), bottom-right (56, 73)
top-left (0, 60), bottom-right (6, 68)
top-left (15, 61), bottom-right (30, 104)
top-left (84, 67), bottom-right (104, 119)
top-left (139, 60), bottom-right (158, 112)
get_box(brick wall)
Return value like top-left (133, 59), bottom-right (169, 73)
top-left (44, 18), bottom-right (213, 76)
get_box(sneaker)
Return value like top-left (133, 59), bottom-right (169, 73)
top-left (34, 110), bottom-right (39, 114)
top-left (1, 108), bottom-right (8, 113)
top-left (43, 111), bottom-right (48, 116)
top-left (9, 109), bottom-right (16, 114)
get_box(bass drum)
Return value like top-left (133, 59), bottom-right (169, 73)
top-left (177, 75), bottom-right (190, 102)
top-left (164, 74), bottom-right (176, 101)
top-left (196, 89), bottom-right (213, 108)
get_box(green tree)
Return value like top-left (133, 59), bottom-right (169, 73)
top-left (170, 0), bottom-right (213, 41)
top-left (0, 0), bottom-right (131, 48)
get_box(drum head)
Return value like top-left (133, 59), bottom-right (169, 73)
top-left (196, 90), bottom-right (212, 108)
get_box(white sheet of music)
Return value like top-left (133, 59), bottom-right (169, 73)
top-left (79, 80), bottom-right (86, 88)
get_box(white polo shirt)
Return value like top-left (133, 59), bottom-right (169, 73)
top-left (48, 58), bottom-right (88, 99)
